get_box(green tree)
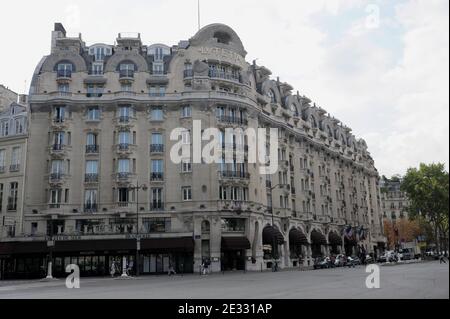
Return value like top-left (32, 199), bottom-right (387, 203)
top-left (401, 163), bottom-right (449, 252)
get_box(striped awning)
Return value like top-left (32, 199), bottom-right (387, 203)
top-left (328, 232), bottom-right (343, 246)
top-left (311, 230), bottom-right (327, 245)
top-left (262, 226), bottom-right (285, 245)
top-left (221, 237), bottom-right (251, 250)
top-left (289, 228), bottom-right (308, 246)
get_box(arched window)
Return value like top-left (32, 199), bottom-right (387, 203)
top-left (118, 61), bottom-right (135, 78)
top-left (213, 31), bottom-right (231, 45)
top-left (327, 126), bottom-right (333, 138)
top-left (309, 116), bottom-right (317, 129)
top-left (267, 90), bottom-right (276, 103)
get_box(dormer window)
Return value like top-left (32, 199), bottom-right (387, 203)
top-left (91, 63), bottom-right (103, 75)
top-left (267, 90), bottom-right (276, 103)
top-left (213, 31), bottom-right (231, 45)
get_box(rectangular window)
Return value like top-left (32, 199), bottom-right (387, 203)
top-left (151, 188), bottom-right (164, 210)
top-left (151, 160), bottom-right (163, 173)
top-left (84, 190), bottom-right (98, 211)
top-left (91, 62), bottom-right (104, 75)
top-left (118, 159), bottom-right (130, 173)
top-left (1, 121), bottom-right (8, 137)
top-left (221, 218), bottom-right (245, 232)
top-left (143, 218), bottom-right (171, 233)
top-left (181, 105), bottom-right (192, 118)
top-left (54, 106), bottom-right (66, 122)
top-left (51, 160), bottom-right (64, 174)
top-left (87, 107), bottom-right (100, 120)
top-left (58, 84), bottom-right (69, 93)
top-left (181, 158), bottom-right (192, 173)
top-left (182, 187), bottom-right (192, 201)
top-left (151, 133), bottom-right (163, 145)
top-left (86, 160), bottom-right (99, 174)
top-left (151, 107), bottom-right (163, 120)
top-left (0, 150), bottom-right (5, 169)
top-left (50, 189), bottom-right (62, 206)
top-left (118, 188), bottom-right (129, 203)
top-left (118, 131), bottom-right (130, 144)
top-left (182, 130), bottom-right (191, 145)
top-left (10, 147), bottom-right (20, 166)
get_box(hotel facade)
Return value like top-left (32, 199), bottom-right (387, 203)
top-left (0, 23), bottom-right (385, 279)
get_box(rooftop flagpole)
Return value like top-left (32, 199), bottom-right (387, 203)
top-left (198, 0), bottom-right (201, 31)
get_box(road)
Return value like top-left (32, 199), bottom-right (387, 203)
top-left (0, 261), bottom-right (448, 299)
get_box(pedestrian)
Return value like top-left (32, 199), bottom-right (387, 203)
top-left (168, 263), bottom-right (176, 276)
top-left (439, 254), bottom-right (447, 264)
top-left (110, 261), bottom-right (116, 278)
top-left (128, 260), bottom-right (134, 276)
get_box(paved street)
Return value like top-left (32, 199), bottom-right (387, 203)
top-left (0, 261), bottom-right (448, 299)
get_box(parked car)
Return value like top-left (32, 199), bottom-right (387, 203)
top-left (399, 248), bottom-right (414, 260)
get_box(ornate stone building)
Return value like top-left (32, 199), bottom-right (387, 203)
top-left (0, 23), bottom-right (385, 279)
top-left (380, 177), bottom-right (410, 221)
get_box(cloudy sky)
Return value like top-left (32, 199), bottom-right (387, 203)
top-left (0, 0), bottom-right (448, 177)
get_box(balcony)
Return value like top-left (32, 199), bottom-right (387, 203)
top-left (119, 70), bottom-right (135, 82)
top-left (9, 164), bottom-right (20, 172)
top-left (84, 203), bottom-right (98, 213)
top-left (208, 70), bottom-right (241, 83)
top-left (50, 144), bottom-right (68, 158)
top-left (56, 70), bottom-right (72, 83)
top-left (115, 172), bottom-right (133, 184)
top-left (150, 144), bottom-right (164, 153)
top-left (150, 172), bottom-right (164, 182)
top-left (85, 173), bottom-right (99, 183)
top-left (50, 173), bottom-right (65, 181)
top-left (183, 69), bottom-right (193, 78)
top-left (52, 117), bottom-right (68, 129)
top-left (115, 143), bottom-right (136, 155)
top-left (150, 202), bottom-right (165, 211)
top-left (86, 145), bottom-right (99, 154)
top-left (219, 171), bottom-right (250, 180)
top-left (217, 115), bottom-right (248, 126)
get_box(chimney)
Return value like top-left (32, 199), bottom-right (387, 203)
top-left (51, 22), bottom-right (67, 51)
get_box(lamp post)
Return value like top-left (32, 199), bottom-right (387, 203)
top-left (269, 183), bottom-right (289, 266)
top-left (129, 181), bottom-right (148, 277)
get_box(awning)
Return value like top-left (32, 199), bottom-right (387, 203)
top-left (328, 232), bottom-right (343, 246)
top-left (262, 226), bottom-right (285, 245)
top-left (221, 237), bottom-right (251, 250)
top-left (141, 237), bottom-right (194, 252)
top-left (310, 230), bottom-right (327, 245)
top-left (289, 228), bottom-right (308, 246)
top-left (54, 240), bottom-right (135, 253)
top-left (0, 241), bottom-right (48, 255)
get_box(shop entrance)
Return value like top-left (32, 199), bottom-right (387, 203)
top-left (221, 249), bottom-right (245, 271)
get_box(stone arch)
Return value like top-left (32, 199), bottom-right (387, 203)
top-left (41, 52), bottom-right (88, 72)
top-left (328, 230), bottom-right (343, 254)
top-left (261, 80), bottom-right (281, 104)
top-left (104, 51), bottom-right (148, 72)
top-left (285, 95), bottom-right (301, 115)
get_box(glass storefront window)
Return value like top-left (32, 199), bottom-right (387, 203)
top-left (221, 218), bottom-right (246, 232)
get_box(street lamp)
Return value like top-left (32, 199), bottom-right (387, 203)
top-left (129, 181), bottom-right (148, 277)
top-left (268, 183), bottom-right (290, 266)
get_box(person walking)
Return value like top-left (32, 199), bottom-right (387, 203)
top-left (168, 263), bottom-right (176, 276)
top-left (110, 260), bottom-right (116, 278)
top-left (439, 253), bottom-right (447, 264)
